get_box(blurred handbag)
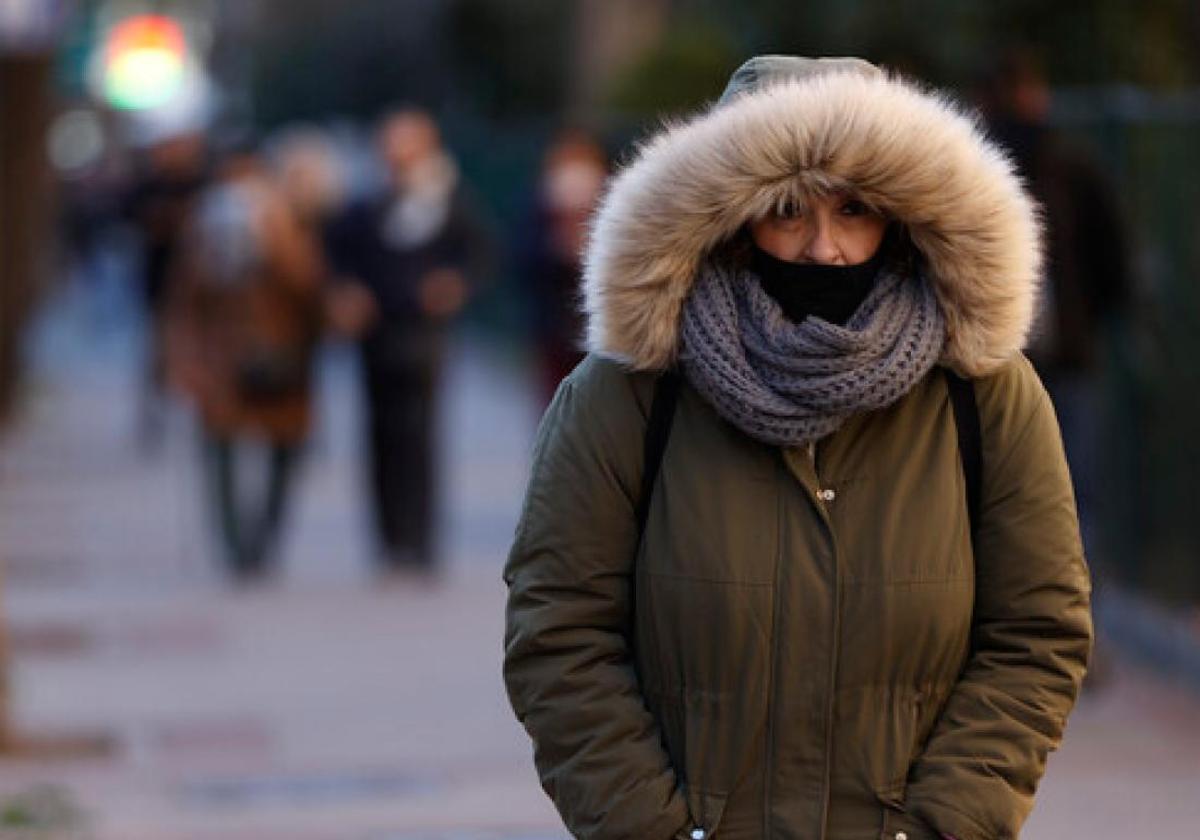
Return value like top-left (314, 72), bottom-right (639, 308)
top-left (235, 346), bottom-right (308, 402)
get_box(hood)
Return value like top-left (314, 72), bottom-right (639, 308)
top-left (582, 56), bottom-right (1042, 376)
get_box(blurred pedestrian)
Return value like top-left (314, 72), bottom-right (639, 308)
top-left (517, 129), bottom-right (608, 407)
top-left (166, 146), bottom-right (325, 582)
top-left (980, 48), bottom-right (1132, 691)
top-left (55, 107), bottom-right (131, 335)
top-left (979, 47), bottom-right (1131, 562)
top-left (504, 56), bottom-right (1092, 840)
top-left (327, 109), bottom-right (492, 576)
top-left (123, 130), bottom-right (208, 452)
top-left (269, 125), bottom-right (347, 241)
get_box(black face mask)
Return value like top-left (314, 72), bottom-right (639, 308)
top-left (751, 227), bottom-right (896, 326)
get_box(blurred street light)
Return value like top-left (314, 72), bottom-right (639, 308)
top-left (83, 3), bottom-right (215, 142)
top-left (98, 13), bottom-right (188, 110)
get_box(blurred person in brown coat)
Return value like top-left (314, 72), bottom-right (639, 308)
top-left (980, 48), bottom-right (1131, 563)
top-left (327, 109), bottom-right (493, 577)
top-left (166, 147), bottom-right (325, 582)
top-left (517, 130), bottom-right (608, 407)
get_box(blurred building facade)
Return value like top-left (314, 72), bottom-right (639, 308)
top-left (0, 5), bottom-right (62, 425)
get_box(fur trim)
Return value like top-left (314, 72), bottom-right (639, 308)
top-left (582, 69), bottom-right (1042, 376)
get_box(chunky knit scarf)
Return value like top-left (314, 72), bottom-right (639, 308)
top-left (679, 256), bottom-right (946, 446)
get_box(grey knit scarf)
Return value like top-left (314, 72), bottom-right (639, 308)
top-left (679, 256), bottom-right (947, 446)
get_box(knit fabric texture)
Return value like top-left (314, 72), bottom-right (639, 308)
top-left (679, 255), bottom-right (947, 446)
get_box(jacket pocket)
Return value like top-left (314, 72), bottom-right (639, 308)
top-left (888, 687), bottom-right (929, 799)
top-left (680, 789), bottom-right (728, 840)
top-left (647, 688), bottom-right (757, 840)
top-left (878, 802), bottom-right (941, 840)
top-left (834, 685), bottom-right (926, 804)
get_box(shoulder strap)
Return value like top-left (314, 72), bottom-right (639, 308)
top-left (943, 368), bottom-right (982, 546)
top-left (636, 371), bottom-right (682, 540)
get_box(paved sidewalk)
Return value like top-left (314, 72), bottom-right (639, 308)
top-left (0, 290), bottom-right (1197, 838)
top-left (0, 289), bottom-right (562, 839)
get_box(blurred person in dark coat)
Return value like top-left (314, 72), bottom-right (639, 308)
top-left (517, 130), bottom-right (609, 407)
top-left (327, 109), bottom-right (492, 575)
top-left (123, 131), bottom-right (208, 451)
top-left (980, 49), bottom-right (1131, 562)
top-left (166, 148), bottom-right (325, 582)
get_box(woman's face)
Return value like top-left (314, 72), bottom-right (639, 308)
top-left (749, 191), bottom-right (888, 265)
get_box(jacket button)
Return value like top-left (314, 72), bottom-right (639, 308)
top-left (818, 488), bottom-right (836, 502)
top-left (894, 832), bottom-right (908, 840)
top-left (690, 830), bottom-right (706, 840)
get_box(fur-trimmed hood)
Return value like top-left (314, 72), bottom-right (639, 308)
top-left (582, 56), bottom-right (1042, 376)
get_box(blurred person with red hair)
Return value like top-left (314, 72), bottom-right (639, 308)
top-left (518, 129), bottom-right (609, 407)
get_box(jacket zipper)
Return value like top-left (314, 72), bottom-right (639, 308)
top-left (810, 439), bottom-right (842, 840)
top-left (762, 453), bottom-right (785, 836)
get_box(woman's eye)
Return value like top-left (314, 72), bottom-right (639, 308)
top-left (840, 199), bottom-right (869, 217)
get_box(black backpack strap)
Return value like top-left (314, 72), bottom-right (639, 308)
top-left (636, 370), bottom-right (682, 540)
top-left (943, 368), bottom-right (982, 546)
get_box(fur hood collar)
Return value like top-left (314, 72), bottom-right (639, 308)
top-left (582, 57), bottom-right (1042, 376)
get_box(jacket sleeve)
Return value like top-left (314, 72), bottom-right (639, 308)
top-left (502, 357), bottom-right (693, 840)
top-left (906, 356), bottom-right (1094, 840)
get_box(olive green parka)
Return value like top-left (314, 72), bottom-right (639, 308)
top-left (504, 57), bottom-right (1092, 840)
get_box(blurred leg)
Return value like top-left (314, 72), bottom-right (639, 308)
top-left (394, 366), bottom-right (437, 569)
top-left (203, 434), bottom-right (252, 578)
top-left (364, 357), bottom-right (405, 559)
top-left (245, 442), bottom-right (299, 576)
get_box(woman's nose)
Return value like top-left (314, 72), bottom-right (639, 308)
top-left (803, 216), bottom-right (842, 264)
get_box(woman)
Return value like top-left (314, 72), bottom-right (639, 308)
top-left (503, 57), bottom-right (1092, 840)
top-left (518, 128), bottom-right (610, 407)
top-left (167, 149), bottom-right (325, 581)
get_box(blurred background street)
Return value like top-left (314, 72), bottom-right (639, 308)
top-left (3, 0), bottom-right (1200, 837)
top-left (0, 272), bottom-right (1195, 835)
top-left (0, 273), bottom-right (1198, 839)
top-left (1, 277), bottom-right (563, 839)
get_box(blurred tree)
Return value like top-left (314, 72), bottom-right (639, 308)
top-left (251, 0), bottom-right (450, 125)
top-left (606, 22), bottom-right (737, 118)
top-left (446, 0), bottom-right (573, 118)
top-left (661, 0), bottom-right (1200, 89)
top-left (976, 0), bottom-right (1198, 87)
top-left (0, 56), bottom-right (54, 427)
top-left (568, 0), bottom-right (671, 118)
top-left (238, 0), bottom-right (1200, 129)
